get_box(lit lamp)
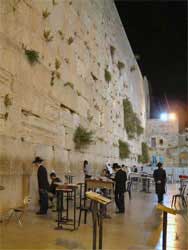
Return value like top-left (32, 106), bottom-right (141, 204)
top-left (169, 113), bottom-right (176, 121)
top-left (160, 113), bottom-right (168, 121)
top-left (160, 113), bottom-right (176, 121)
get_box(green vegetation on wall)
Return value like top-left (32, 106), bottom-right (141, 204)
top-left (104, 68), bottom-right (111, 82)
top-left (4, 94), bottom-right (12, 107)
top-left (58, 30), bottom-right (64, 40)
top-left (91, 72), bottom-right (98, 81)
top-left (119, 139), bottom-right (130, 159)
top-left (67, 37), bottom-right (74, 45)
top-left (42, 9), bottom-right (50, 18)
top-left (138, 142), bottom-right (149, 163)
top-left (117, 61), bottom-right (125, 71)
top-left (43, 30), bottom-right (53, 42)
top-left (24, 49), bottom-right (39, 65)
top-left (55, 58), bottom-right (61, 70)
top-left (123, 98), bottom-right (143, 139)
top-left (73, 126), bottom-right (94, 149)
top-left (64, 82), bottom-right (74, 89)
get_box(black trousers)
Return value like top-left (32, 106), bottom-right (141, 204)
top-left (115, 190), bottom-right (125, 212)
top-left (157, 193), bottom-right (164, 203)
top-left (39, 189), bottom-right (48, 213)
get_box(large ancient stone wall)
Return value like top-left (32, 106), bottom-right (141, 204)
top-left (0, 0), bottom-right (147, 210)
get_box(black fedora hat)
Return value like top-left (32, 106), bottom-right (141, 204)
top-left (32, 156), bottom-right (44, 164)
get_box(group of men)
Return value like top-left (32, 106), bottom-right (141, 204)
top-left (32, 156), bottom-right (166, 216)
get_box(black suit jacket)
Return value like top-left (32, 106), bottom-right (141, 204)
top-left (115, 169), bottom-right (127, 193)
top-left (153, 168), bottom-right (166, 194)
top-left (37, 165), bottom-right (49, 190)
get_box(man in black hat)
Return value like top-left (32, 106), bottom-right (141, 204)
top-left (153, 162), bottom-right (166, 203)
top-left (32, 156), bottom-right (49, 214)
top-left (113, 164), bottom-right (127, 213)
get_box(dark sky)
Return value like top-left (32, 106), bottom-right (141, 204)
top-left (115, 1), bottom-right (187, 123)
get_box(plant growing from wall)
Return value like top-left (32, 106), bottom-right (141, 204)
top-left (52, 0), bottom-right (58, 6)
top-left (123, 98), bottom-right (143, 139)
top-left (50, 71), bottom-right (55, 86)
top-left (55, 71), bottom-right (61, 79)
top-left (135, 116), bottom-right (144, 136)
top-left (91, 72), bottom-right (98, 81)
top-left (4, 112), bottom-right (8, 121)
top-left (130, 65), bottom-right (136, 72)
top-left (50, 70), bottom-right (61, 86)
top-left (77, 90), bottom-right (81, 96)
top-left (4, 94), bottom-right (12, 107)
top-left (64, 82), bottom-right (74, 89)
top-left (43, 30), bottom-right (53, 42)
top-left (73, 126), bottom-right (94, 149)
top-left (55, 58), bottom-right (61, 70)
top-left (58, 29), bottom-right (64, 40)
top-left (42, 9), bottom-right (50, 18)
top-left (119, 139), bottom-right (130, 159)
top-left (24, 49), bottom-right (39, 64)
top-left (117, 61), bottom-right (125, 71)
top-left (104, 68), bottom-right (111, 82)
top-left (138, 142), bottom-right (149, 163)
top-left (67, 37), bottom-right (74, 45)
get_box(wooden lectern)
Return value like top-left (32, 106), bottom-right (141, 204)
top-left (86, 191), bottom-right (111, 250)
top-left (157, 204), bottom-right (176, 250)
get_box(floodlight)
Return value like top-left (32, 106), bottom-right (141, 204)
top-left (160, 113), bottom-right (168, 121)
top-left (169, 113), bottom-right (176, 120)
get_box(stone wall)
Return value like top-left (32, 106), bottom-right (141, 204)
top-left (0, 0), bottom-right (147, 211)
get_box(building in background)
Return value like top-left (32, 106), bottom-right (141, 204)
top-left (146, 115), bottom-right (188, 167)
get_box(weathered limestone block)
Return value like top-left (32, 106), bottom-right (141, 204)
top-left (65, 127), bottom-right (75, 151)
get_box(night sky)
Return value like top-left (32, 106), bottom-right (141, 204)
top-left (115, 1), bottom-right (187, 127)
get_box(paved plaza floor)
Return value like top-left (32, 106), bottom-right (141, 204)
top-left (0, 184), bottom-right (187, 250)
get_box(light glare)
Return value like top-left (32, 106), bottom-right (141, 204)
top-left (160, 113), bottom-right (168, 121)
top-left (160, 112), bottom-right (177, 121)
top-left (169, 113), bottom-right (176, 120)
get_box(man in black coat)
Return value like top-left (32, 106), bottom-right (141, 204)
top-left (32, 156), bottom-right (49, 214)
top-left (153, 162), bottom-right (166, 203)
top-left (114, 164), bottom-right (127, 213)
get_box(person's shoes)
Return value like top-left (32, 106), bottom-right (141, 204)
top-left (103, 214), bottom-right (112, 219)
top-left (116, 210), bottom-right (125, 214)
top-left (115, 210), bottom-right (124, 214)
top-left (158, 200), bottom-right (163, 204)
top-left (36, 211), bottom-right (47, 215)
top-left (119, 210), bottom-right (125, 213)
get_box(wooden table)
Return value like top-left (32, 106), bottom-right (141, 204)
top-left (54, 183), bottom-right (78, 231)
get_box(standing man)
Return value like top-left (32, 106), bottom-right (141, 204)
top-left (153, 162), bottom-right (166, 203)
top-left (32, 156), bottom-right (49, 215)
top-left (114, 164), bottom-right (127, 213)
